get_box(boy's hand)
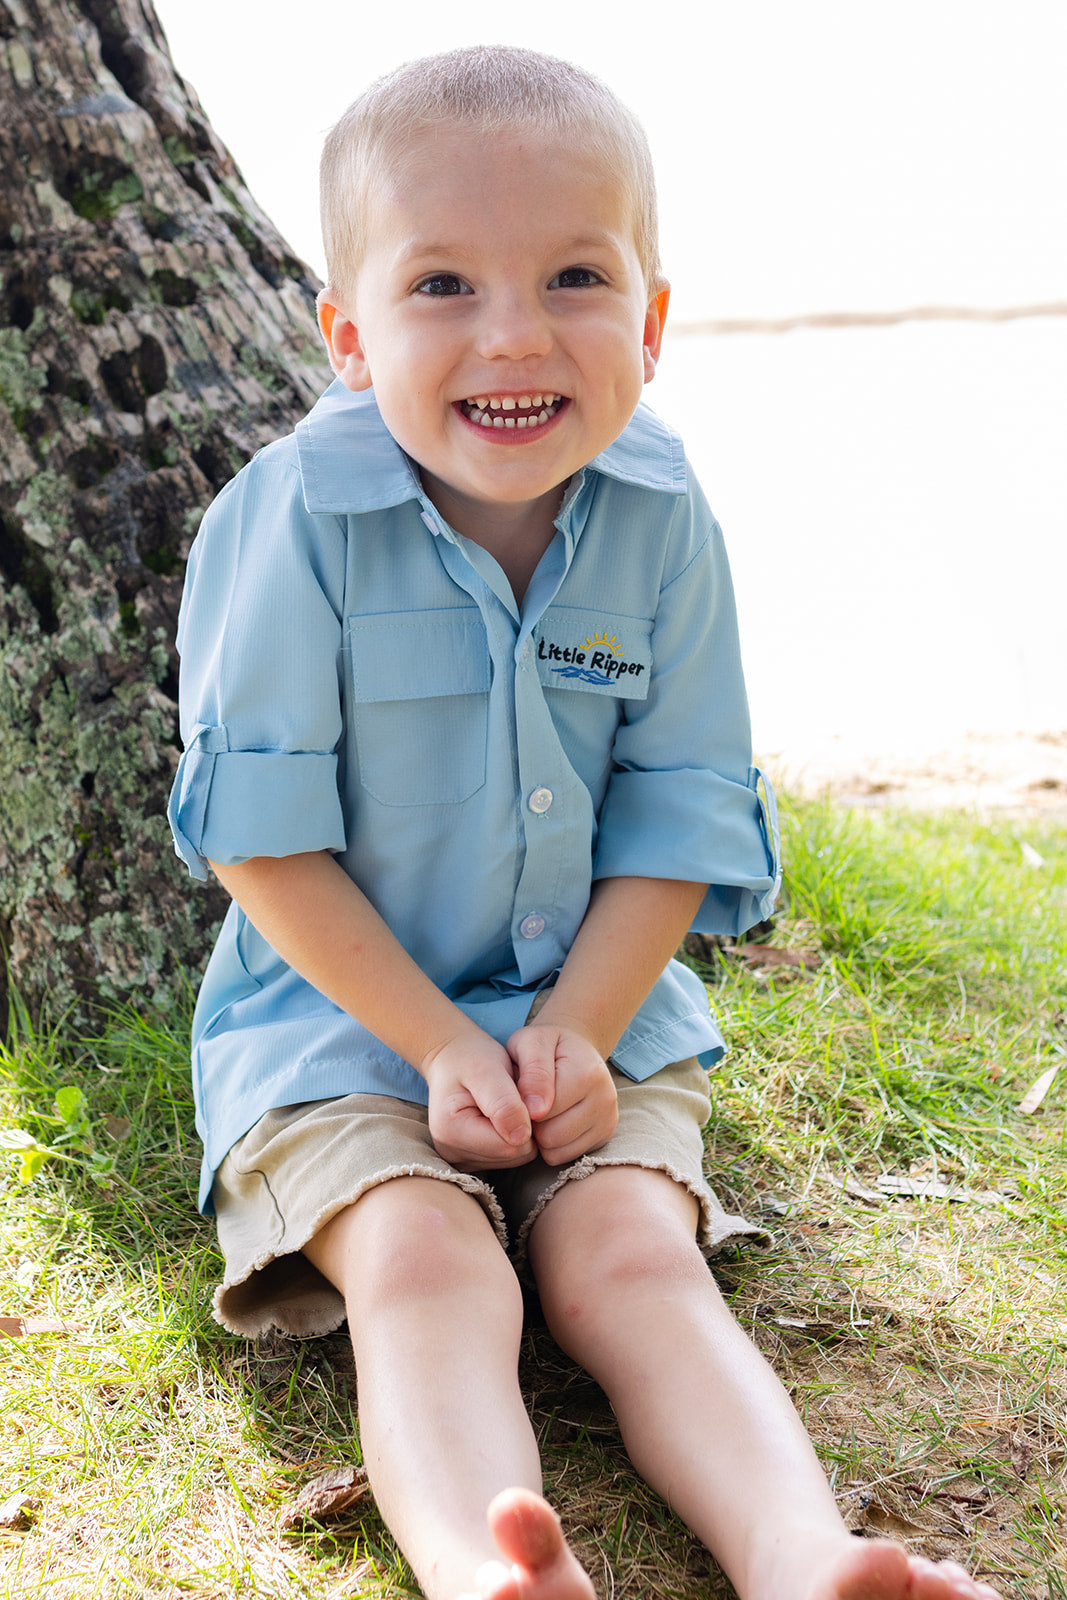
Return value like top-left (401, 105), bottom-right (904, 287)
top-left (422, 1032), bottom-right (538, 1172)
top-left (507, 1024), bottom-right (618, 1167)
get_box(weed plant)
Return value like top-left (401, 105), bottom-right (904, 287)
top-left (0, 799), bottom-right (1063, 1598)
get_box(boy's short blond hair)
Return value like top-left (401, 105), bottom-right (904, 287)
top-left (321, 45), bottom-right (662, 306)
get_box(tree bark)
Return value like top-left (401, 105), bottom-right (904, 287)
top-left (0, 0), bottom-right (330, 1022)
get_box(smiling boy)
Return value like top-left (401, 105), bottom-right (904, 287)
top-left (169, 45), bottom-right (1004, 1600)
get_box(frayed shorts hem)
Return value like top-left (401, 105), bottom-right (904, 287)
top-left (209, 1060), bottom-right (765, 1340)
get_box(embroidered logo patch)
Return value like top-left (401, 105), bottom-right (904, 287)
top-left (537, 630), bottom-right (647, 686)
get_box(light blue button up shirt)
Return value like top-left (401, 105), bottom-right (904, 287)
top-left (168, 382), bottom-right (780, 1211)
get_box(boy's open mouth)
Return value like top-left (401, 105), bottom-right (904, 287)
top-left (458, 393), bottom-right (566, 431)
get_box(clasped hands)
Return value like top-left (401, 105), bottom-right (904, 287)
top-left (422, 1020), bottom-right (619, 1172)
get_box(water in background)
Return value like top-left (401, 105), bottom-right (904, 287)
top-left (649, 317), bottom-right (1067, 755)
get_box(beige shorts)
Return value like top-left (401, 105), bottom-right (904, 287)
top-left (211, 1056), bottom-right (764, 1338)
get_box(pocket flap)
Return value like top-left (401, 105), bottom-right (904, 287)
top-left (347, 610), bottom-right (491, 702)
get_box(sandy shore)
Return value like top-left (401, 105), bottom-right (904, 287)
top-left (758, 728), bottom-right (1067, 819)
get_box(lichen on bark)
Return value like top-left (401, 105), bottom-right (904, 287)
top-left (0, 0), bottom-right (331, 1023)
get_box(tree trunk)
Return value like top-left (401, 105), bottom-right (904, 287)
top-left (0, 0), bottom-right (330, 1022)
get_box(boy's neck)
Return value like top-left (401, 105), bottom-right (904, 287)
top-left (420, 471), bottom-right (570, 608)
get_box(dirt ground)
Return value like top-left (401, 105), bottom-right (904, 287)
top-left (759, 728), bottom-right (1067, 820)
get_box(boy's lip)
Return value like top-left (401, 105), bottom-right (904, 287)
top-left (455, 393), bottom-right (569, 439)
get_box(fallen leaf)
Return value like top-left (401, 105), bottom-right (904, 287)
top-left (681, 932), bottom-right (729, 962)
top-left (0, 1492), bottom-right (35, 1531)
top-left (829, 1174), bottom-right (883, 1204)
top-left (859, 1499), bottom-right (925, 1537)
top-left (878, 1175), bottom-right (957, 1199)
top-left (0, 1315), bottom-right (73, 1338)
top-left (755, 1305), bottom-right (875, 1343)
top-left (773, 1313), bottom-right (871, 1333)
top-left (1009, 1435), bottom-right (1032, 1480)
top-left (1018, 1063), bottom-right (1060, 1114)
top-left (876, 1177), bottom-right (1006, 1204)
top-left (727, 945), bottom-right (821, 971)
top-left (280, 1465), bottom-right (369, 1528)
top-left (102, 1114), bottom-right (131, 1140)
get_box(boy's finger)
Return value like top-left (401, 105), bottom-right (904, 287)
top-left (507, 1029), bottom-right (556, 1120)
top-left (532, 1093), bottom-right (618, 1166)
top-left (475, 1076), bottom-right (533, 1147)
top-left (445, 1119), bottom-right (536, 1170)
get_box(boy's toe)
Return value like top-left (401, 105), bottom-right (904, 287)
top-left (486, 1489), bottom-right (565, 1573)
top-left (483, 1489), bottom-right (595, 1599)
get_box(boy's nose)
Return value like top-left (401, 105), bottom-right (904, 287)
top-left (474, 293), bottom-right (553, 362)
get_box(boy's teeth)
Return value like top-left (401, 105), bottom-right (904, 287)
top-left (465, 393), bottom-right (563, 429)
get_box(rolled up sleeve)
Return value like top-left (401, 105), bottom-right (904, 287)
top-left (592, 484), bottom-right (781, 935)
top-left (594, 764), bottom-right (780, 933)
top-left (168, 450), bottom-right (348, 881)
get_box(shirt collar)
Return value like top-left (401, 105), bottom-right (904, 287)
top-left (296, 380), bottom-right (688, 515)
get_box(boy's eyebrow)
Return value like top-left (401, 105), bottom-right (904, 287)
top-left (395, 229), bottom-right (632, 267)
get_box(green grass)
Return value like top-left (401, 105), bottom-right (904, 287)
top-left (0, 797), bottom-right (1064, 1597)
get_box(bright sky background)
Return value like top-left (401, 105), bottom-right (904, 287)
top-left (151, 0), bottom-right (1066, 322)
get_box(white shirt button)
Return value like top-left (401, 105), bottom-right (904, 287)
top-left (519, 913), bottom-right (545, 939)
top-left (528, 787), bottom-right (553, 814)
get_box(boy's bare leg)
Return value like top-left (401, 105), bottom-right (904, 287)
top-left (303, 1177), bottom-right (592, 1600)
top-left (527, 1166), bottom-right (1002, 1600)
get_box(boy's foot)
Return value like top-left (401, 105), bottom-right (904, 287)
top-left (454, 1494), bottom-right (1004, 1600)
top-left (797, 1534), bottom-right (1003, 1600)
top-left (456, 1488), bottom-right (595, 1600)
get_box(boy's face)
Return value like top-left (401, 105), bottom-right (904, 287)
top-left (319, 124), bottom-right (668, 538)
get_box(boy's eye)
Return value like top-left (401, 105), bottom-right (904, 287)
top-left (550, 266), bottom-right (601, 289)
top-left (415, 273), bottom-right (471, 297)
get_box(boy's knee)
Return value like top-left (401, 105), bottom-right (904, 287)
top-left (343, 1178), bottom-right (517, 1313)
top-left (534, 1183), bottom-right (712, 1335)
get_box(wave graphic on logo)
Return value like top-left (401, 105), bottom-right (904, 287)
top-left (554, 665), bottom-right (614, 685)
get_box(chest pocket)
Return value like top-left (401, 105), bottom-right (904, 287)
top-left (347, 610), bottom-right (490, 806)
top-left (532, 606), bottom-right (653, 701)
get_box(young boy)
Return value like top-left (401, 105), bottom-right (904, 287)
top-left (169, 45), bottom-right (1003, 1600)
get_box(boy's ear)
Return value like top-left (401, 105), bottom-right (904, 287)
top-left (642, 281), bottom-right (670, 383)
top-left (317, 289), bottom-right (373, 392)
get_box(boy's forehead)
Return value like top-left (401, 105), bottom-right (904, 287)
top-left (382, 119), bottom-right (619, 189)
top-left (366, 122), bottom-right (639, 246)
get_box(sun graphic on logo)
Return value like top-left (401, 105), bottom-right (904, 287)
top-left (584, 632), bottom-right (620, 655)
